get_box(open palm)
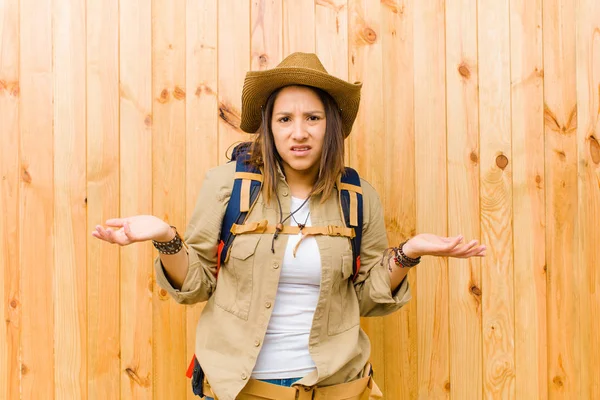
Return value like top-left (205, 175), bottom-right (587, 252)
top-left (406, 233), bottom-right (486, 259)
top-left (91, 215), bottom-right (171, 246)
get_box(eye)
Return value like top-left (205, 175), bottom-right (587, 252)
top-left (308, 115), bottom-right (321, 121)
top-left (278, 116), bottom-right (290, 123)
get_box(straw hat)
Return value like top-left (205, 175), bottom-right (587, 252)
top-left (240, 52), bottom-right (363, 137)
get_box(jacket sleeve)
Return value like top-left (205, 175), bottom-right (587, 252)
top-left (353, 179), bottom-right (412, 317)
top-left (153, 162), bottom-right (235, 305)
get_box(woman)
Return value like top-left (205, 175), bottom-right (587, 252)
top-left (92, 53), bottom-right (486, 400)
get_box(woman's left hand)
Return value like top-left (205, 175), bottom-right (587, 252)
top-left (402, 233), bottom-right (486, 259)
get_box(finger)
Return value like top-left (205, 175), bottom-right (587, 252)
top-left (105, 218), bottom-right (126, 227)
top-left (123, 222), bottom-right (134, 241)
top-left (95, 225), bottom-right (111, 241)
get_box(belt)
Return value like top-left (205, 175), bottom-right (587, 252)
top-left (205, 374), bottom-right (378, 400)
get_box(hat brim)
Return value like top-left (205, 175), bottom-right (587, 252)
top-left (240, 67), bottom-right (362, 137)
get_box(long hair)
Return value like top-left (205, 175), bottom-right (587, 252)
top-left (248, 85), bottom-right (346, 204)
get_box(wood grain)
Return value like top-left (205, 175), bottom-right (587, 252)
top-left (445, 0), bottom-right (483, 397)
top-left (152, 0), bottom-right (187, 398)
top-left (0, 1), bottom-right (21, 398)
top-left (413, 0), bottom-right (450, 397)
top-left (86, 0), bottom-right (121, 396)
top-left (478, 0), bottom-right (516, 397)
top-left (348, 0), bottom-right (387, 392)
top-left (380, 0), bottom-right (417, 398)
top-left (543, 0), bottom-right (580, 397)
top-left (576, 0), bottom-right (600, 396)
top-left (218, 0), bottom-right (251, 163)
top-left (315, 0), bottom-right (348, 80)
top-left (53, 0), bottom-right (88, 397)
top-left (185, 0), bottom-right (219, 397)
top-left (510, 0), bottom-right (547, 398)
top-left (283, 0), bottom-right (315, 55)
top-left (119, 0), bottom-right (153, 398)
top-left (251, 0), bottom-right (283, 71)
top-left (19, 0), bottom-right (55, 396)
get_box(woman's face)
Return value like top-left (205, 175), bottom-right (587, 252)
top-left (271, 85), bottom-right (326, 181)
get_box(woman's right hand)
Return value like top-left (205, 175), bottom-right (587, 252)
top-left (91, 215), bottom-right (174, 246)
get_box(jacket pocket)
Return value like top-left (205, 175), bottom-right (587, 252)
top-left (214, 234), bottom-right (260, 320)
top-left (328, 253), bottom-right (360, 335)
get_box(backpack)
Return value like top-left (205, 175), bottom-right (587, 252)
top-left (217, 142), bottom-right (364, 281)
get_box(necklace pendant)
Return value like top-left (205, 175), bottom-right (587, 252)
top-left (297, 223), bottom-right (305, 231)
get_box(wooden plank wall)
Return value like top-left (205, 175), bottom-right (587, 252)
top-left (1, 0), bottom-right (599, 398)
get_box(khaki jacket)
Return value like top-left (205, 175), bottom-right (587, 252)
top-left (155, 161), bottom-right (411, 400)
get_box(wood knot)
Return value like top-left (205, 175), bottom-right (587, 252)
top-left (10, 299), bottom-right (18, 308)
top-left (496, 155), bottom-right (509, 170)
top-left (144, 114), bottom-right (152, 127)
top-left (589, 135), bottom-right (600, 164)
top-left (125, 367), bottom-right (151, 387)
top-left (258, 54), bottom-right (269, 68)
top-left (361, 27), bottom-right (377, 44)
top-left (21, 364), bottom-right (29, 375)
top-left (158, 89), bottom-right (170, 104)
top-left (218, 102), bottom-right (241, 129)
top-left (552, 376), bottom-right (564, 387)
top-left (173, 86), bottom-right (186, 100)
top-left (158, 289), bottom-right (168, 299)
top-left (444, 381), bottom-right (451, 392)
top-left (535, 175), bottom-right (542, 184)
top-left (10, 82), bottom-right (20, 97)
top-left (470, 285), bottom-right (482, 297)
top-left (21, 167), bottom-right (32, 184)
top-left (458, 63), bottom-right (471, 79)
top-left (470, 151), bottom-right (478, 163)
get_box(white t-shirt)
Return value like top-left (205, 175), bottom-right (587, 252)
top-left (251, 196), bottom-right (321, 379)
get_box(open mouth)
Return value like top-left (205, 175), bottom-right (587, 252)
top-left (290, 146), bottom-right (311, 156)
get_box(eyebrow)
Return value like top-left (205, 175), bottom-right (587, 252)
top-left (273, 110), bottom-right (325, 116)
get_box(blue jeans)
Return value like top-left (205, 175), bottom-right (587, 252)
top-left (204, 377), bottom-right (301, 400)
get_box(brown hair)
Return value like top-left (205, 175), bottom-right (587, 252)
top-left (248, 85), bottom-right (345, 204)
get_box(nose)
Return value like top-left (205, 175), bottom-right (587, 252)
top-left (291, 120), bottom-right (308, 140)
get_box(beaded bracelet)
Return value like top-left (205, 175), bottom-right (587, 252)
top-left (381, 240), bottom-right (421, 272)
top-left (152, 226), bottom-right (187, 255)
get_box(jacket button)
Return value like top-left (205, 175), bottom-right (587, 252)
top-left (254, 340), bottom-right (261, 347)
top-left (265, 301), bottom-right (272, 309)
top-left (272, 262), bottom-right (279, 269)
top-left (241, 373), bottom-right (248, 380)
top-left (282, 190), bottom-right (289, 197)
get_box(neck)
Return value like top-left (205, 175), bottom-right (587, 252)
top-left (282, 166), bottom-right (318, 199)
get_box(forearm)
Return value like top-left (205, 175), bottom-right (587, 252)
top-left (156, 227), bottom-right (190, 290)
top-left (388, 256), bottom-right (410, 292)
top-left (160, 249), bottom-right (190, 290)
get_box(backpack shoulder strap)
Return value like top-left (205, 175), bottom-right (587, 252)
top-left (338, 167), bottom-right (363, 281)
top-left (218, 143), bottom-right (262, 273)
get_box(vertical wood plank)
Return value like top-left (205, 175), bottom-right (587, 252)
top-left (87, 0), bottom-right (121, 395)
top-left (510, 0), bottom-right (547, 398)
top-left (348, 0), bottom-right (386, 391)
top-left (543, 0), bottom-right (579, 397)
top-left (19, 0), bottom-right (55, 396)
top-left (0, 1), bottom-right (21, 399)
top-left (218, 0), bottom-right (250, 163)
top-left (120, 0), bottom-right (153, 398)
top-left (380, 1), bottom-right (417, 398)
top-left (576, 0), bottom-right (600, 396)
top-left (251, 0), bottom-right (283, 71)
top-left (316, 0), bottom-right (349, 165)
top-left (185, 0), bottom-right (218, 397)
top-left (478, 0), bottom-right (516, 397)
top-left (315, 0), bottom-right (348, 79)
top-left (413, 0), bottom-right (449, 397)
top-left (152, 0), bottom-right (187, 398)
top-left (283, 0), bottom-right (315, 55)
top-left (445, 0), bottom-right (482, 397)
top-left (53, 0), bottom-right (87, 397)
